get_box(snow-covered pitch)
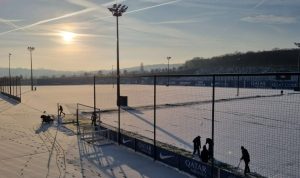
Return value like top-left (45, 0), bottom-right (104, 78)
top-left (22, 84), bottom-right (300, 178)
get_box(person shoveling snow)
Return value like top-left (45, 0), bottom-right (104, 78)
top-left (40, 111), bottom-right (54, 123)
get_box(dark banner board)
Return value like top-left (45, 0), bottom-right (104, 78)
top-left (109, 130), bottom-right (118, 142)
top-left (120, 134), bottom-right (135, 150)
top-left (276, 74), bottom-right (291, 80)
top-left (156, 147), bottom-right (179, 168)
top-left (101, 127), bottom-right (244, 178)
top-left (136, 139), bottom-right (154, 157)
top-left (179, 156), bottom-right (219, 178)
top-left (220, 169), bottom-right (244, 178)
top-left (119, 96), bottom-right (128, 106)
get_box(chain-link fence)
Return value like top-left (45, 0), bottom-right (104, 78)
top-left (57, 73), bottom-right (299, 178)
top-left (0, 76), bottom-right (22, 102)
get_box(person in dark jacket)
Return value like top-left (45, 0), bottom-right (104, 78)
top-left (193, 136), bottom-right (201, 156)
top-left (240, 146), bottom-right (250, 174)
top-left (91, 112), bottom-right (97, 126)
top-left (206, 138), bottom-right (213, 159)
top-left (59, 105), bottom-right (65, 116)
top-left (201, 145), bottom-right (209, 163)
top-left (41, 111), bottom-right (53, 123)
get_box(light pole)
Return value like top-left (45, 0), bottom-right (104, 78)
top-left (108, 3), bottom-right (128, 144)
top-left (166, 56), bottom-right (171, 86)
top-left (8, 53), bottom-right (11, 95)
top-left (295, 42), bottom-right (300, 90)
top-left (28, 46), bottom-right (35, 91)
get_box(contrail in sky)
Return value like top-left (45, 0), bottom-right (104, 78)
top-left (125, 0), bottom-right (181, 15)
top-left (254, 0), bottom-right (266, 9)
top-left (0, 18), bottom-right (21, 29)
top-left (0, 0), bottom-right (179, 36)
top-left (0, 7), bottom-right (96, 36)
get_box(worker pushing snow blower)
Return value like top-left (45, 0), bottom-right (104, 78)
top-left (40, 111), bottom-right (54, 123)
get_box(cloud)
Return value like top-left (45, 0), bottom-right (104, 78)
top-left (66, 0), bottom-right (124, 8)
top-left (241, 15), bottom-right (297, 24)
top-left (139, 0), bottom-right (173, 3)
top-left (150, 19), bottom-right (201, 25)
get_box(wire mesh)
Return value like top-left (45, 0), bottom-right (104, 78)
top-left (0, 76), bottom-right (22, 101)
top-left (118, 76), bottom-right (154, 140)
top-left (156, 76), bottom-right (213, 157)
top-left (95, 77), bottom-right (118, 129)
top-left (76, 103), bottom-right (101, 126)
top-left (214, 74), bottom-right (299, 177)
top-left (38, 74), bottom-right (300, 178)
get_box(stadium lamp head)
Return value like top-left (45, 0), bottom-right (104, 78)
top-left (28, 46), bottom-right (35, 51)
top-left (108, 3), bottom-right (128, 16)
top-left (295, 42), bottom-right (300, 48)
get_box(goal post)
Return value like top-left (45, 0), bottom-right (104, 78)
top-left (76, 103), bottom-right (101, 127)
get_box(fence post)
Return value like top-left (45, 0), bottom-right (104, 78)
top-left (211, 75), bottom-right (215, 178)
top-left (98, 108), bottom-right (101, 127)
top-left (94, 75), bottom-right (96, 114)
top-left (76, 103), bottom-right (79, 134)
top-left (15, 77), bottom-right (17, 97)
top-left (19, 77), bottom-right (22, 102)
top-left (76, 108), bottom-right (79, 126)
top-left (237, 75), bottom-right (240, 96)
top-left (57, 103), bottom-right (59, 123)
top-left (154, 76), bottom-right (157, 160)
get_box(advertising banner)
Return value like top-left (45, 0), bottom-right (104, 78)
top-left (136, 139), bottom-right (154, 157)
top-left (156, 147), bottom-right (179, 168)
top-left (109, 130), bottom-right (118, 142)
top-left (120, 134), bottom-right (135, 150)
top-left (179, 156), bottom-right (212, 178)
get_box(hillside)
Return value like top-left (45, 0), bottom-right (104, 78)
top-left (178, 48), bottom-right (299, 74)
top-left (1, 48), bottom-right (299, 79)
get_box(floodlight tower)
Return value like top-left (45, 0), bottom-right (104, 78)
top-left (166, 56), bottom-right (171, 86)
top-left (295, 42), bottom-right (300, 89)
top-left (28, 46), bottom-right (35, 91)
top-left (108, 3), bottom-right (128, 144)
top-left (8, 53), bottom-right (12, 95)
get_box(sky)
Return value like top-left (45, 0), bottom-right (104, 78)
top-left (0, 0), bottom-right (300, 71)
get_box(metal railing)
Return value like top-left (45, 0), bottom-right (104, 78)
top-left (0, 76), bottom-right (22, 102)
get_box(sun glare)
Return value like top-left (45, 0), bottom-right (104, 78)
top-left (60, 31), bottom-right (75, 43)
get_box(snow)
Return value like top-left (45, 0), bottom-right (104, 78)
top-left (0, 93), bottom-right (189, 178)
top-left (20, 84), bottom-right (300, 178)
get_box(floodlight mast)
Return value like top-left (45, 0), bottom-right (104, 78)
top-left (108, 3), bottom-right (128, 144)
top-left (295, 42), bottom-right (300, 89)
top-left (28, 46), bottom-right (35, 91)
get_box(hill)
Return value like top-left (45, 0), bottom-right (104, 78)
top-left (177, 48), bottom-right (299, 74)
top-left (1, 48), bottom-right (298, 79)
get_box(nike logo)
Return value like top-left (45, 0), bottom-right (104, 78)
top-left (122, 138), bottom-right (132, 144)
top-left (159, 153), bottom-right (174, 160)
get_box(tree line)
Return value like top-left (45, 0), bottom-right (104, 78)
top-left (21, 48), bottom-right (300, 85)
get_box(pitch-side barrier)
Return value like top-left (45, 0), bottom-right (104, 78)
top-left (82, 123), bottom-right (265, 178)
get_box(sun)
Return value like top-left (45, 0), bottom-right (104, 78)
top-left (60, 31), bottom-right (75, 43)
